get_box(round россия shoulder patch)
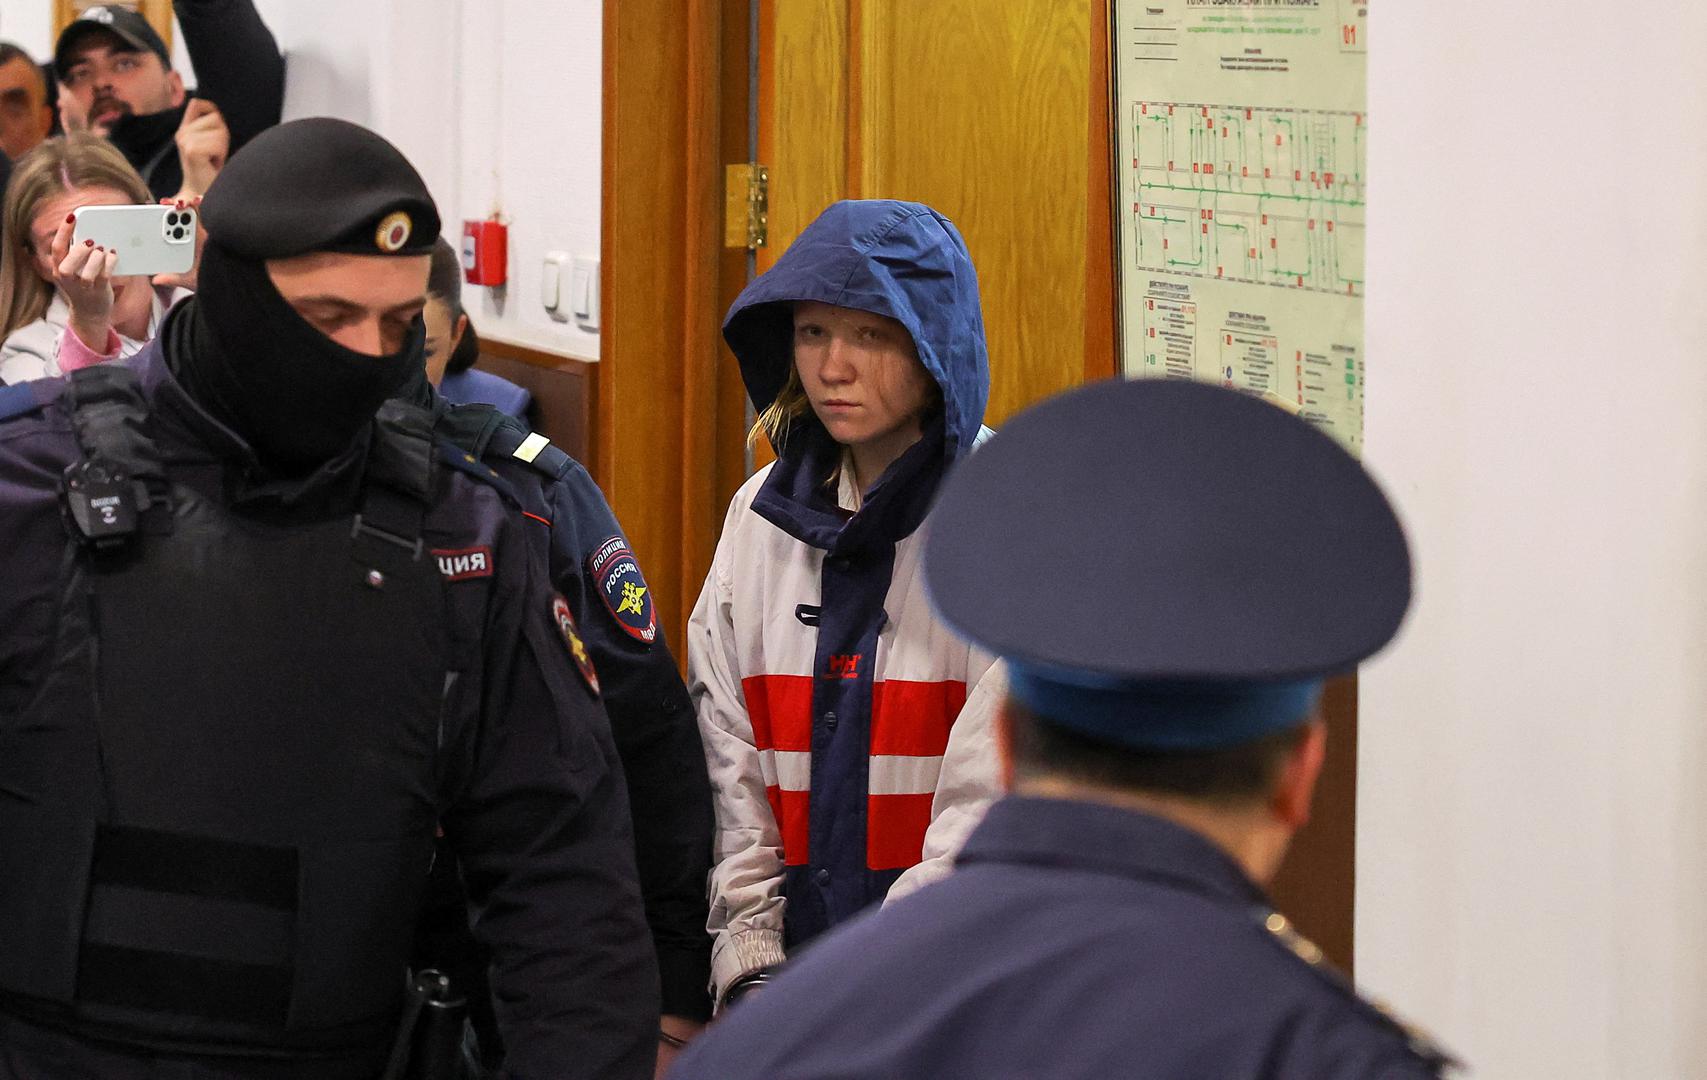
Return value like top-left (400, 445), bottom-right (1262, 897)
top-left (586, 535), bottom-right (658, 645)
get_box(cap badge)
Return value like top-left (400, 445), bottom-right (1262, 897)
top-left (83, 6), bottom-right (115, 23)
top-left (376, 211), bottom-right (412, 253)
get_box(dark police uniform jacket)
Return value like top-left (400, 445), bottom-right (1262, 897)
top-left (428, 397), bottom-right (715, 1021)
top-left (0, 346), bottom-right (658, 1079)
top-left (670, 795), bottom-right (1454, 1080)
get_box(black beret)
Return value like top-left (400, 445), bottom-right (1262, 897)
top-left (923, 378), bottom-right (1412, 750)
top-left (199, 117), bottom-right (441, 260)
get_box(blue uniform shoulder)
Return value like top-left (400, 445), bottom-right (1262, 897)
top-left (0, 380), bottom-right (61, 426)
top-left (1254, 911), bottom-right (1458, 1074)
top-left (434, 400), bottom-right (574, 482)
top-left (484, 414), bottom-right (575, 482)
top-left (435, 439), bottom-right (528, 509)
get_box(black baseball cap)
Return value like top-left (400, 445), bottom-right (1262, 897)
top-left (54, 6), bottom-right (171, 78)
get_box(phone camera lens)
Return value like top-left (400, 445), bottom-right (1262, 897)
top-left (166, 212), bottom-right (180, 226)
top-left (171, 227), bottom-right (186, 240)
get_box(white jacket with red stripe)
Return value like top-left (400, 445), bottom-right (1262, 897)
top-left (689, 463), bottom-right (1000, 1002)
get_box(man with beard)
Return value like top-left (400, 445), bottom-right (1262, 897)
top-left (53, 3), bottom-right (283, 201)
top-left (0, 117), bottom-right (656, 1079)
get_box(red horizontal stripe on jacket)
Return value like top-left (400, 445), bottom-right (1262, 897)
top-left (867, 792), bottom-right (935, 870)
top-left (870, 679), bottom-right (966, 757)
top-left (742, 674), bottom-right (814, 752)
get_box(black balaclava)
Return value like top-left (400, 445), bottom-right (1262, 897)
top-left (168, 241), bottom-right (424, 474)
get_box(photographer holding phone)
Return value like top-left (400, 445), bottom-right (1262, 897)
top-left (0, 134), bottom-right (177, 384)
top-left (45, 195), bottom-right (199, 374)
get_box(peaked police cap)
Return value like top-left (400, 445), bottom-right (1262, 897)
top-left (923, 378), bottom-right (1412, 750)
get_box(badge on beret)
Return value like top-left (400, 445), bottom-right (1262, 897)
top-left (586, 535), bottom-right (657, 644)
top-left (83, 6), bottom-right (115, 23)
top-left (551, 595), bottom-right (601, 696)
top-left (376, 211), bottom-right (413, 253)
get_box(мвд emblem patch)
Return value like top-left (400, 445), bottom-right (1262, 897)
top-left (586, 535), bottom-right (658, 644)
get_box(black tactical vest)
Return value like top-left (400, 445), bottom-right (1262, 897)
top-left (0, 367), bottom-right (471, 1060)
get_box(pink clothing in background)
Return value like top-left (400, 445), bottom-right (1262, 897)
top-left (56, 327), bottom-right (123, 372)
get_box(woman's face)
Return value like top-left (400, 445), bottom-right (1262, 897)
top-left (792, 300), bottom-right (935, 456)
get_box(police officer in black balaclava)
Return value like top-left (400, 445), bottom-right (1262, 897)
top-left (174, 117), bottom-right (440, 472)
top-left (0, 118), bottom-right (657, 1079)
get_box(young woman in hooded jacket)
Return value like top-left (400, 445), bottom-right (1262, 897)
top-left (689, 199), bottom-right (1005, 1010)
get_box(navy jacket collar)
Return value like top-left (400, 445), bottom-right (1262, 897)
top-left (751, 418), bottom-right (946, 553)
top-left (956, 795), bottom-right (1269, 910)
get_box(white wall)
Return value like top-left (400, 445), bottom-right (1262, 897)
top-left (0, 0), bottom-right (603, 360)
top-left (255, 0), bottom-right (603, 360)
top-left (0, 2), bottom-right (52, 57)
top-left (1358, 5), bottom-right (1707, 1077)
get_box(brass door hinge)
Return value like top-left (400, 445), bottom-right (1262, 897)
top-left (725, 163), bottom-right (769, 250)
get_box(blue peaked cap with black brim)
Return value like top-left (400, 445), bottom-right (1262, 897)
top-left (922, 378), bottom-right (1412, 751)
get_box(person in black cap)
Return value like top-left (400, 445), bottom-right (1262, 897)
top-left (0, 117), bottom-right (656, 1079)
top-left (54, 2), bottom-right (284, 200)
top-left (668, 378), bottom-right (1460, 1079)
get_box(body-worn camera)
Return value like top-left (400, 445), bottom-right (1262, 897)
top-left (62, 458), bottom-right (139, 549)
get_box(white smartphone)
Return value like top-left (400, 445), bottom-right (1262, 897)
top-left (71, 204), bottom-right (197, 277)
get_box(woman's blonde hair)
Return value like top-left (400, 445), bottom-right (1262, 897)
top-left (747, 363), bottom-right (814, 452)
top-left (0, 135), bottom-right (151, 341)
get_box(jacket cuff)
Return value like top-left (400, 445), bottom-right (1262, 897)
top-left (57, 326), bottom-right (121, 372)
top-left (710, 928), bottom-right (786, 1004)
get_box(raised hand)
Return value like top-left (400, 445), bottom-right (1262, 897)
top-left (175, 99), bottom-right (231, 198)
top-left (58, 93), bottom-right (91, 136)
top-left (50, 213), bottom-right (121, 353)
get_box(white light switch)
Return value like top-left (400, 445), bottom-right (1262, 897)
top-left (571, 257), bottom-right (599, 333)
top-left (542, 252), bottom-right (569, 322)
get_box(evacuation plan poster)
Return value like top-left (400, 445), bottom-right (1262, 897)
top-left (1114, 0), bottom-right (1367, 452)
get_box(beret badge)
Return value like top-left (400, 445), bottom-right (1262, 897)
top-left (376, 211), bottom-right (413, 253)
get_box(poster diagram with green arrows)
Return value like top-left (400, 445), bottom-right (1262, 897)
top-left (1115, 0), bottom-right (1367, 453)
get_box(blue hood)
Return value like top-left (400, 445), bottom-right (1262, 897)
top-left (723, 200), bottom-right (990, 465)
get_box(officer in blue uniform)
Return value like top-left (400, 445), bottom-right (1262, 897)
top-left (420, 397), bottom-right (717, 1056)
top-left (668, 378), bottom-right (1460, 1079)
top-left (0, 118), bottom-right (657, 1078)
